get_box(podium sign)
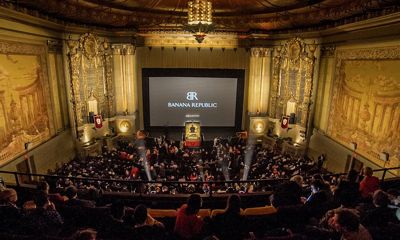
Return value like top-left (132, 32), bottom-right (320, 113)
top-left (185, 121), bottom-right (201, 147)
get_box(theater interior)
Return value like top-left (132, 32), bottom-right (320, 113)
top-left (0, 0), bottom-right (399, 239)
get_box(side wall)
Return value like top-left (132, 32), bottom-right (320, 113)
top-left (0, 7), bottom-right (75, 179)
top-left (311, 35), bottom-right (400, 176)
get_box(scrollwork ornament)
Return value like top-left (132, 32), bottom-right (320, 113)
top-left (79, 33), bottom-right (99, 60)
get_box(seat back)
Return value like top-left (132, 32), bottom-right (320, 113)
top-left (243, 206), bottom-right (277, 216)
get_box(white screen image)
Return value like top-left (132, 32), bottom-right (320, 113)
top-left (149, 77), bottom-right (237, 127)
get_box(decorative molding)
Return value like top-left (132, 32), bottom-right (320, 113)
top-left (47, 40), bottom-right (62, 52)
top-left (250, 48), bottom-right (271, 58)
top-left (1, 0), bottom-right (399, 34)
top-left (140, 31), bottom-right (239, 48)
top-left (336, 46), bottom-right (400, 60)
top-left (79, 33), bottom-right (100, 60)
top-left (112, 44), bottom-right (136, 55)
top-left (321, 46), bottom-right (336, 57)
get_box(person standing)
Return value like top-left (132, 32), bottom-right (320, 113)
top-left (359, 167), bottom-right (380, 200)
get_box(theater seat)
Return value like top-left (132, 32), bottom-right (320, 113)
top-left (147, 209), bottom-right (177, 233)
top-left (147, 209), bottom-right (177, 218)
top-left (211, 209), bottom-right (225, 217)
top-left (244, 206), bottom-right (279, 235)
top-left (244, 206), bottom-right (277, 216)
top-left (211, 208), bottom-right (245, 217)
top-left (198, 209), bottom-right (211, 218)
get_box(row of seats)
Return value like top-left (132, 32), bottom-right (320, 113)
top-left (147, 205), bottom-right (277, 218)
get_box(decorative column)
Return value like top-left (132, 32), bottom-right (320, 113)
top-left (247, 48), bottom-right (272, 115)
top-left (112, 44), bottom-right (137, 135)
top-left (112, 44), bottom-right (137, 115)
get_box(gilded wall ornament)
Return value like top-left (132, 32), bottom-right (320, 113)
top-left (79, 33), bottom-right (99, 60)
top-left (269, 37), bottom-right (316, 133)
top-left (67, 33), bottom-right (114, 140)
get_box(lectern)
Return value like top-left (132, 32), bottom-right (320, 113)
top-left (184, 121), bottom-right (201, 147)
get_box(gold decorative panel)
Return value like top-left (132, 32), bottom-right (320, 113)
top-left (67, 33), bottom-right (114, 141)
top-left (269, 38), bottom-right (317, 133)
top-left (0, 41), bottom-right (54, 163)
top-left (327, 46), bottom-right (400, 169)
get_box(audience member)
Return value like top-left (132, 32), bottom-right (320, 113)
top-left (100, 201), bottom-right (134, 239)
top-left (24, 180), bottom-right (66, 209)
top-left (334, 170), bottom-right (360, 208)
top-left (361, 190), bottom-right (399, 228)
top-left (65, 186), bottom-right (96, 208)
top-left (133, 204), bottom-right (165, 239)
top-left (0, 188), bottom-right (18, 208)
top-left (330, 208), bottom-right (372, 240)
top-left (211, 194), bottom-right (246, 240)
top-left (0, 188), bottom-right (22, 234)
top-left (22, 191), bottom-right (64, 236)
top-left (387, 188), bottom-right (400, 208)
top-left (359, 167), bottom-right (379, 200)
top-left (271, 181), bottom-right (303, 208)
top-left (74, 228), bottom-right (97, 240)
top-left (174, 193), bottom-right (205, 239)
top-left (133, 204), bottom-right (164, 228)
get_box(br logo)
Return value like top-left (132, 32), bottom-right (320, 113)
top-left (186, 92), bottom-right (198, 101)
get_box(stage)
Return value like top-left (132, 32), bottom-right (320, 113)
top-left (147, 127), bottom-right (238, 141)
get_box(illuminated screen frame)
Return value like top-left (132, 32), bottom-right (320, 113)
top-left (142, 68), bottom-right (245, 131)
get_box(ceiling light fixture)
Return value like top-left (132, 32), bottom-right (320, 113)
top-left (185, 0), bottom-right (214, 43)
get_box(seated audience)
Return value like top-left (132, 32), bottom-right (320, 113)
top-left (22, 191), bottom-right (64, 236)
top-left (211, 194), bottom-right (246, 240)
top-left (305, 179), bottom-right (329, 207)
top-left (359, 167), bottom-right (380, 200)
top-left (361, 190), bottom-right (399, 228)
top-left (38, 180), bottom-right (67, 204)
top-left (174, 193), bottom-right (205, 239)
top-left (24, 180), bottom-right (66, 209)
top-left (334, 170), bottom-right (360, 208)
top-left (0, 188), bottom-right (18, 208)
top-left (330, 208), bottom-right (372, 240)
top-left (320, 190), bottom-right (360, 229)
top-left (133, 204), bottom-right (164, 228)
top-left (100, 201), bottom-right (134, 239)
top-left (65, 186), bottom-right (96, 208)
top-left (305, 179), bottom-right (331, 219)
top-left (271, 181), bottom-right (303, 208)
top-left (0, 188), bottom-right (22, 233)
top-left (387, 188), bottom-right (400, 208)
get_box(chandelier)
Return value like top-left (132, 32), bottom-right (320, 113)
top-left (185, 0), bottom-right (214, 43)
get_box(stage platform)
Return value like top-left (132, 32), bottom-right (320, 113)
top-left (147, 127), bottom-right (237, 141)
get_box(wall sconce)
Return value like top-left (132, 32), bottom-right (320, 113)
top-left (349, 142), bottom-right (357, 151)
top-left (24, 142), bottom-right (32, 150)
top-left (379, 152), bottom-right (389, 162)
top-left (119, 120), bottom-right (131, 133)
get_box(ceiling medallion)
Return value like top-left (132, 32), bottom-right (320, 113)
top-left (184, 0), bottom-right (214, 43)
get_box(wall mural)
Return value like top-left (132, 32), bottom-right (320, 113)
top-left (327, 46), bottom-right (400, 170)
top-left (0, 41), bottom-right (54, 163)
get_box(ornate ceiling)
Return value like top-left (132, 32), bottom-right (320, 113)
top-left (2, 0), bottom-right (400, 34)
